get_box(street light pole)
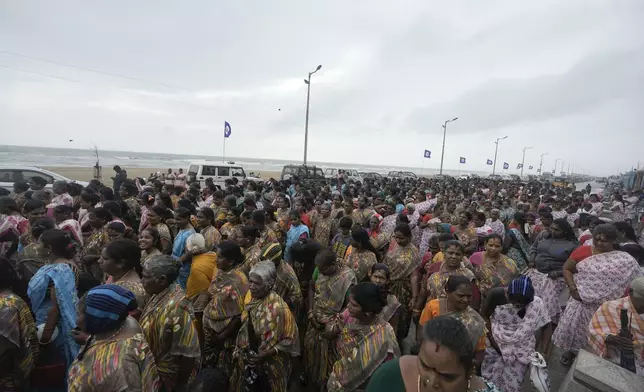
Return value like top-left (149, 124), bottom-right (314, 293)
top-left (439, 117), bottom-right (458, 175)
top-left (539, 153), bottom-right (548, 177)
top-left (554, 158), bottom-right (561, 175)
top-left (520, 146), bottom-right (533, 177)
top-left (303, 64), bottom-right (322, 165)
top-left (492, 136), bottom-right (508, 175)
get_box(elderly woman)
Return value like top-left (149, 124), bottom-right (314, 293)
top-left (140, 255), bottom-right (201, 391)
top-left (202, 241), bottom-right (249, 376)
top-left (68, 285), bottom-right (161, 391)
top-left (555, 224), bottom-right (642, 366)
top-left (184, 233), bottom-right (218, 301)
top-left (304, 248), bottom-right (357, 390)
top-left (481, 277), bottom-right (551, 392)
top-left (326, 282), bottom-right (401, 392)
top-left (0, 257), bottom-right (38, 392)
top-left (230, 261), bottom-right (300, 391)
top-left (100, 239), bottom-right (148, 319)
top-left (588, 276), bottom-right (644, 374)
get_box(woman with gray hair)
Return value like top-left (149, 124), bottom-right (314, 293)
top-left (230, 260), bottom-right (300, 391)
top-left (140, 255), bottom-right (201, 391)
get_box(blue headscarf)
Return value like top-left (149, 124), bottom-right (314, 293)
top-left (84, 284), bottom-right (136, 334)
top-left (508, 275), bottom-right (535, 303)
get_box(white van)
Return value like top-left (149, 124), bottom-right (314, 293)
top-left (324, 168), bottom-right (363, 183)
top-left (187, 162), bottom-right (261, 187)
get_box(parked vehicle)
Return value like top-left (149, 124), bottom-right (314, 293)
top-left (551, 176), bottom-right (570, 188)
top-left (459, 173), bottom-right (470, 180)
top-left (187, 162), bottom-right (261, 188)
top-left (388, 171), bottom-right (418, 180)
top-left (281, 165), bottom-right (326, 187)
top-left (361, 172), bottom-right (383, 180)
top-left (0, 165), bottom-right (89, 193)
top-left (488, 174), bottom-right (503, 180)
top-left (324, 168), bottom-right (363, 183)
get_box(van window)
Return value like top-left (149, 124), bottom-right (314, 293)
top-left (231, 167), bottom-right (244, 177)
top-left (325, 168), bottom-right (336, 176)
top-left (283, 167), bottom-right (296, 175)
top-left (20, 171), bottom-right (54, 184)
top-left (217, 167), bottom-right (230, 177)
top-left (202, 166), bottom-right (217, 176)
top-left (188, 165), bottom-right (199, 175)
top-left (315, 168), bottom-right (324, 177)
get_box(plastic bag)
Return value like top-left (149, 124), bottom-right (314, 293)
top-left (529, 351), bottom-right (550, 392)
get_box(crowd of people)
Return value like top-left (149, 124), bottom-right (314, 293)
top-left (0, 168), bottom-right (643, 392)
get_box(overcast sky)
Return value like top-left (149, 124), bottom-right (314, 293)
top-left (1, 1), bottom-right (643, 176)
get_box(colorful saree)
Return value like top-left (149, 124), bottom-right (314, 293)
top-left (173, 227), bottom-right (196, 290)
top-left (473, 254), bottom-right (519, 300)
top-left (274, 261), bottom-right (303, 311)
top-left (419, 298), bottom-right (486, 352)
top-left (200, 225), bottom-right (222, 250)
top-left (553, 250), bottom-right (641, 352)
top-left (285, 224), bottom-right (309, 263)
top-left (239, 243), bottom-right (262, 276)
top-left (505, 228), bottom-right (530, 270)
top-left (425, 262), bottom-right (476, 302)
top-left (312, 215), bottom-right (335, 247)
top-left (346, 249), bottom-right (378, 282)
top-left (202, 268), bottom-right (248, 375)
top-left (327, 318), bottom-right (400, 392)
top-left (523, 268), bottom-right (568, 323)
top-left (257, 226), bottom-right (279, 249)
top-left (383, 243), bottom-right (420, 342)
top-left (304, 266), bottom-right (357, 386)
top-left (110, 272), bottom-right (149, 318)
top-left (0, 292), bottom-right (39, 391)
top-left (588, 296), bottom-right (644, 374)
top-left (230, 291), bottom-right (300, 392)
top-left (140, 283), bottom-right (201, 390)
top-left (57, 219), bottom-right (83, 246)
top-left (67, 333), bottom-right (161, 392)
top-left (482, 297), bottom-right (550, 392)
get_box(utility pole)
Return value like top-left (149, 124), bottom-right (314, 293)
top-left (539, 153), bottom-right (548, 177)
top-left (439, 117), bottom-right (458, 175)
top-left (303, 64), bottom-right (322, 165)
top-left (492, 136), bottom-right (508, 175)
top-left (520, 146), bottom-right (532, 177)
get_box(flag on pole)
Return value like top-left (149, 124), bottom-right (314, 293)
top-left (529, 165), bottom-right (534, 170)
top-left (224, 121), bottom-right (232, 138)
top-left (537, 168), bottom-right (541, 173)
top-left (459, 157), bottom-right (466, 164)
top-left (486, 159), bottom-right (493, 165)
top-left (517, 163), bottom-right (523, 169)
top-left (424, 150), bottom-right (431, 158)
top-left (503, 162), bottom-right (509, 169)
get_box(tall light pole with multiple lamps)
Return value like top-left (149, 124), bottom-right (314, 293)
top-left (492, 136), bottom-right (508, 175)
top-left (520, 146), bottom-right (532, 177)
top-left (554, 158), bottom-right (561, 175)
top-left (539, 153), bottom-right (548, 177)
top-left (303, 64), bottom-right (322, 165)
top-left (439, 117), bottom-right (458, 175)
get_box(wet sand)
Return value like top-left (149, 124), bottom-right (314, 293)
top-left (43, 167), bottom-right (282, 182)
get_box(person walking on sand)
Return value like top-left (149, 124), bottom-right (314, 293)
top-left (111, 166), bottom-right (128, 200)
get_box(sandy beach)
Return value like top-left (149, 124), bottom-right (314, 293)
top-left (44, 167), bottom-right (282, 183)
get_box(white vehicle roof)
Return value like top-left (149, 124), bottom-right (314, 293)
top-left (0, 165), bottom-right (75, 180)
top-left (188, 161), bottom-right (244, 167)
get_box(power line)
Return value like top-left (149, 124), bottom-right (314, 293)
top-left (0, 49), bottom-right (193, 92)
top-left (0, 62), bottom-right (223, 113)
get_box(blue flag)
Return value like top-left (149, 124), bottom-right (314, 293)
top-left (503, 162), bottom-right (509, 169)
top-left (424, 150), bottom-right (431, 158)
top-left (529, 165), bottom-right (533, 170)
top-left (224, 121), bottom-right (232, 138)
top-left (486, 159), bottom-right (493, 165)
top-left (517, 163), bottom-right (523, 169)
top-left (459, 157), bottom-right (466, 164)
top-left (537, 168), bottom-right (541, 173)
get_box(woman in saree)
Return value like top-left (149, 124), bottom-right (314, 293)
top-left (100, 238), bottom-right (148, 319)
top-left (304, 248), bottom-right (357, 390)
top-left (472, 234), bottom-right (519, 306)
top-left (220, 208), bottom-right (242, 242)
top-left (261, 242), bottom-right (302, 312)
top-left (367, 213), bottom-right (390, 252)
top-left (366, 315), bottom-right (501, 392)
top-left (588, 276), bottom-right (644, 374)
top-left (525, 218), bottom-right (578, 326)
top-left (230, 261), bottom-right (300, 392)
top-left (312, 202), bottom-right (335, 247)
top-left (250, 210), bottom-right (279, 249)
top-left (326, 282), bottom-right (401, 392)
top-left (610, 194), bottom-right (627, 222)
top-left (202, 241), bottom-right (249, 376)
top-left (454, 211), bottom-right (478, 256)
top-left (67, 285), bottom-right (161, 392)
top-left (27, 229), bottom-right (80, 391)
top-left (17, 218), bottom-right (55, 281)
top-left (383, 223), bottom-right (420, 344)
top-left (78, 207), bottom-right (111, 281)
top-left (140, 255), bottom-right (201, 391)
top-left (554, 223), bottom-right (642, 366)
top-left (16, 200), bottom-right (47, 257)
top-left (0, 197), bottom-right (29, 257)
top-left (368, 263), bottom-right (401, 330)
top-left (147, 205), bottom-right (173, 254)
top-left (138, 192), bottom-right (155, 234)
top-left (285, 209), bottom-right (310, 263)
top-left (419, 275), bottom-right (486, 366)
top-left (0, 256), bottom-right (39, 391)
top-left (53, 205), bottom-right (83, 246)
top-left (502, 212), bottom-right (531, 270)
top-left (196, 207), bottom-right (222, 250)
top-left (346, 227), bottom-right (379, 282)
top-left (139, 227), bottom-right (163, 266)
top-left (238, 225), bottom-right (262, 276)
top-left (481, 277), bottom-right (551, 392)
top-left (415, 241), bottom-right (479, 317)
top-left (172, 207), bottom-right (196, 290)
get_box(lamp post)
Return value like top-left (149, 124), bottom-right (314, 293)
top-left (492, 136), bottom-right (508, 175)
top-left (439, 117), bottom-right (458, 175)
top-left (303, 64), bottom-right (322, 165)
top-left (539, 153), bottom-right (548, 177)
top-left (520, 146), bottom-right (533, 177)
top-left (554, 158), bottom-right (561, 175)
